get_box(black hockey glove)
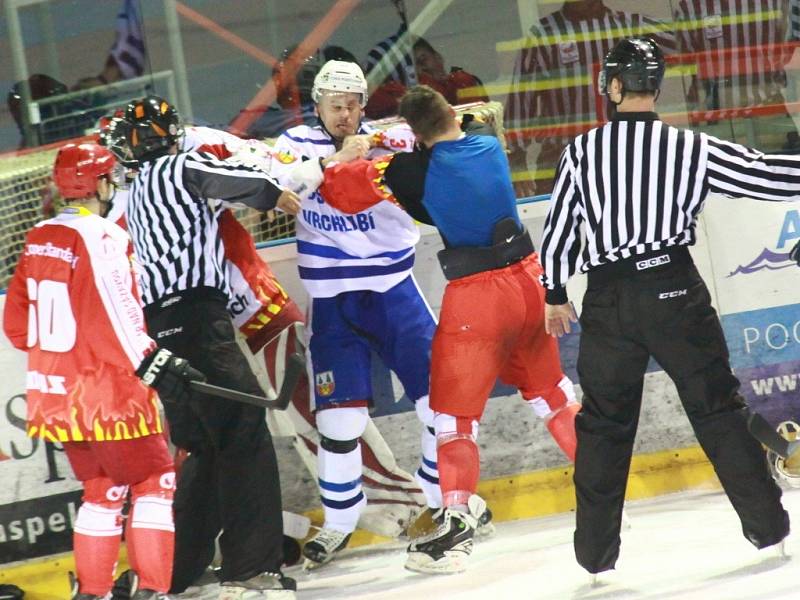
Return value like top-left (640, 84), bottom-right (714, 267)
top-left (790, 239), bottom-right (800, 266)
top-left (136, 347), bottom-right (205, 405)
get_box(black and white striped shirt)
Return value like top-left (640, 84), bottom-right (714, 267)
top-left (127, 151), bottom-right (284, 306)
top-left (540, 110), bottom-right (800, 303)
top-left (364, 24), bottom-right (418, 87)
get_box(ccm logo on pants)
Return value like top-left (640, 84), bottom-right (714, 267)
top-left (658, 289), bottom-right (687, 300)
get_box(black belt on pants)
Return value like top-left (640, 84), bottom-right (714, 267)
top-left (586, 246), bottom-right (692, 287)
top-left (437, 227), bottom-right (535, 281)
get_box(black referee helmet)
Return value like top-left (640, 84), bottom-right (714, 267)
top-left (599, 38), bottom-right (665, 98)
top-left (124, 95), bottom-right (184, 163)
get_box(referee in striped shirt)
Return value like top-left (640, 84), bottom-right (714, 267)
top-left (540, 39), bottom-right (791, 575)
top-left (124, 96), bottom-right (301, 596)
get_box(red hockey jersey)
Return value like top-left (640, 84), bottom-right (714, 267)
top-left (3, 207), bottom-right (160, 443)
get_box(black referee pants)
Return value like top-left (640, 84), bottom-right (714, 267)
top-left (143, 287), bottom-right (284, 591)
top-left (574, 250), bottom-right (789, 574)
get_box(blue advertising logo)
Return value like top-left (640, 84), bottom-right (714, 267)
top-left (727, 209), bottom-right (799, 277)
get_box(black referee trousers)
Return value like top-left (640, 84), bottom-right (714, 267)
top-left (573, 248), bottom-right (789, 573)
top-left (143, 287), bottom-right (284, 592)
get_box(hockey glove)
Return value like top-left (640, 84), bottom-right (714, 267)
top-left (136, 347), bottom-right (205, 405)
top-left (790, 239), bottom-right (800, 266)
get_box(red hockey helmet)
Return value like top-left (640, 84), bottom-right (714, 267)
top-left (52, 143), bottom-right (116, 199)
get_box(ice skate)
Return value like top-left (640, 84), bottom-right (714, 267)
top-left (405, 495), bottom-right (486, 574)
top-left (407, 503), bottom-right (494, 539)
top-left (218, 572), bottom-right (296, 600)
top-left (126, 570), bottom-right (172, 599)
top-left (69, 572), bottom-right (111, 600)
top-left (301, 528), bottom-right (352, 570)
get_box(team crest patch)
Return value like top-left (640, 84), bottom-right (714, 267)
top-left (315, 371), bottom-right (335, 397)
top-left (276, 151), bottom-right (297, 164)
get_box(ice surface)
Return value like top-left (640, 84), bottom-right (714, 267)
top-left (182, 487), bottom-right (800, 599)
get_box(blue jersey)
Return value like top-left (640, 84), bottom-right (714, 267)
top-left (385, 134), bottom-right (521, 248)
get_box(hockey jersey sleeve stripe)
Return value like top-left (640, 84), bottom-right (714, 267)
top-left (297, 240), bottom-right (414, 261)
top-left (283, 133), bottom-right (335, 146)
top-left (297, 254), bottom-right (415, 280)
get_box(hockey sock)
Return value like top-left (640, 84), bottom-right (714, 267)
top-left (414, 396), bottom-right (442, 508)
top-left (526, 376), bottom-right (579, 462)
top-left (438, 437), bottom-right (479, 508)
top-left (73, 479), bottom-right (126, 596)
top-left (318, 442), bottom-right (366, 532)
top-left (545, 403), bottom-right (581, 462)
top-left (126, 472), bottom-right (175, 592)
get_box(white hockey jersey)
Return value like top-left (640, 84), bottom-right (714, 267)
top-left (272, 123), bottom-right (420, 298)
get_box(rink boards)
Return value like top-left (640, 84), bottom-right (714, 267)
top-left (1, 192), bottom-right (799, 569)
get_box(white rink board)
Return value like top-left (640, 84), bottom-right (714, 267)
top-left (1, 193), bottom-right (799, 564)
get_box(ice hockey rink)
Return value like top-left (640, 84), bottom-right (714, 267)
top-left (173, 487), bottom-right (800, 600)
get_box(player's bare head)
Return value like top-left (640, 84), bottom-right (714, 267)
top-left (313, 60), bottom-right (367, 140)
top-left (398, 85), bottom-right (454, 145)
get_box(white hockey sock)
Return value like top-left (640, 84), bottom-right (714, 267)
top-left (414, 395), bottom-right (443, 508)
top-left (416, 425), bottom-right (442, 509)
top-left (318, 444), bottom-right (366, 533)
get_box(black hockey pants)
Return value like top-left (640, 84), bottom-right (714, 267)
top-left (144, 287), bottom-right (284, 592)
top-left (573, 247), bottom-right (789, 573)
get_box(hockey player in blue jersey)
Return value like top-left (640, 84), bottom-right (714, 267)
top-left (271, 60), bottom-right (474, 568)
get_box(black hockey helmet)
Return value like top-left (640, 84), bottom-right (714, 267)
top-left (599, 37), bottom-right (665, 97)
top-left (99, 111), bottom-right (138, 168)
top-left (124, 95), bottom-right (183, 163)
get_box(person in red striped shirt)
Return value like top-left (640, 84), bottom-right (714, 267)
top-left (504, 0), bottom-right (674, 197)
top-left (673, 0), bottom-right (800, 152)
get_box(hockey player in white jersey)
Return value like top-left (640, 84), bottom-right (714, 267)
top-left (98, 113), bottom-right (437, 570)
top-left (271, 60), bottom-right (471, 569)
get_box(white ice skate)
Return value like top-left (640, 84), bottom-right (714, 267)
top-left (217, 572), bottom-right (296, 600)
top-left (405, 495), bottom-right (486, 574)
top-left (301, 527), bottom-right (352, 570)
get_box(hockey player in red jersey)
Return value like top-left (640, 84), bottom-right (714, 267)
top-left (3, 142), bottom-right (204, 599)
top-left (319, 86), bottom-right (581, 573)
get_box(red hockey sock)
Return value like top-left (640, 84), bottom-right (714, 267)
top-left (546, 403), bottom-right (580, 462)
top-left (73, 502), bottom-right (123, 596)
top-left (127, 474), bottom-right (175, 592)
top-left (437, 437), bottom-right (480, 507)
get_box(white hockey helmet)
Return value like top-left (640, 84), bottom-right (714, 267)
top-left (311, 60), bottom-right (368, 107)
top-left (768, 421), bottom-right (800, 488)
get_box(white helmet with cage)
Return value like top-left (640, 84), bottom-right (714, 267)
top-left (768, 421), bottom-right (800, 488)
top-left (311, 60), bottom-right (368, 107)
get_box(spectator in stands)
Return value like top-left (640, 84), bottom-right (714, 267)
top-left (365, 37), bottom-right (487, 120)
top-left (73, 0), bottom-right (146, 91)
top-left (504, 0), bottom-right (673, 197)
top-left (241, 45), bottom-right (359, 139)
top-left (7, 74), bottom-right (72, 148)
top-left (673, 0), bottom-right (800, 153)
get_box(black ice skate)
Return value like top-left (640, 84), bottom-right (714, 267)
top-left (127, 571), bottom-right (171, 599)
top-left (301, 528), bottom-right (352, 570)
top-left (405, 495), bottom-right (486, 574)
top-left (408, 502), bottom-right (495, 539)
top-left (218, 572), bottom-right (296, 600)
top-left (68, 572), bottom-right (110, 600)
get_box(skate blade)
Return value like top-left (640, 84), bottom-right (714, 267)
top-left (475, 522), bottom-right (496, 539)
top-left (404, 551), bottom-right (467, 574)
top-left (219, 587), bottom-right (296, 600)
top-left (302, 557), bottom-right (330, 572)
